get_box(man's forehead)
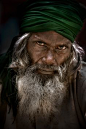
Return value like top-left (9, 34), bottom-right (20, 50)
top-left (29, 31), bottom-right (72, 45)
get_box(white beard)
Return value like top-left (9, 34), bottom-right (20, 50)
top-left (15, 66), bottom-right (69, 129)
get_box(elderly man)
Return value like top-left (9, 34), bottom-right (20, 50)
top-left (0, 0), bottom-right (86, 129)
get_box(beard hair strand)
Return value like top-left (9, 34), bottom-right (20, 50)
top-left (15, 62), bottom-right (70, 129)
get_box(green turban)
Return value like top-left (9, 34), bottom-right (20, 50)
top-left (20, 0), bottom-right (86, 42)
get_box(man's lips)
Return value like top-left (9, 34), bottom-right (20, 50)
top-left (37, 68), bottom-right (54, 74)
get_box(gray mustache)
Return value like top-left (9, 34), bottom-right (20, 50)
top-left (28, 64), bottom-right (63, 71)
top-left (25, 64), bottom-right (67, 81)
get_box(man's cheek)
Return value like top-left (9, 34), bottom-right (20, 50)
top-left (55, 54), bottom-right (68, 65)
top-left (30, 53), bottom-right (45, 64)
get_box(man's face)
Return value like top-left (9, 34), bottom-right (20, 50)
top-left (27, 31), bottom-right (72, 75)
top-left (16, 31), bottom-right (73, 128)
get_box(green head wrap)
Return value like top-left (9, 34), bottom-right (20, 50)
top-left (20, 0), bottom-right (86, 42)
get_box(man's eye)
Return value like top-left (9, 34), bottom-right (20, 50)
top-left (36, 41), bottom-right (45, 46)
top-left (57, 45), bottom-right (67, 50)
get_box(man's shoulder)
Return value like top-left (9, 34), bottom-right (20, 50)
top-left (81, 61), bottom-right (86, 70)
top-left (78, 61), bottom-right (86, 79)
top-left (76, 61), bottom-right (86, 91)
top-left (75, 62), bottom-right (86, 126)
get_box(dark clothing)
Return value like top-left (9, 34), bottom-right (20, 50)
top-left (57, 61), bottom-right (86, 129)
top-left (0, 61), bottom-right (86, 129)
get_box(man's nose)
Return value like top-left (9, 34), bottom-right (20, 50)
top-left (42, 50), bottom-right (56, 65)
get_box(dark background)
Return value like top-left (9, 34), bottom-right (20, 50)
top-left (0, 0), bottom-right (86, 61)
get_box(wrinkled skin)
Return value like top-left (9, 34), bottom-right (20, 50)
top-left (27, 31), bottom-right (72, 75)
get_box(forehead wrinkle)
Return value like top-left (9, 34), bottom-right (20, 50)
top-left (30, 33), bottom-right (47, 41)
top-left (29, 33), bottom-right (56, 46)
top-left (29, 32), bottom-right (72, 47)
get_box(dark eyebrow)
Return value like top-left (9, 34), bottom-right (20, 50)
top-left (30, 34), bottom-right (71, 46)
top-left (32, 39), bottom-right (47, 44)
top-left (56, 41), bottom-right (71, 46)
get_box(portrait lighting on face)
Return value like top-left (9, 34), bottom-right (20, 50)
top-left (0, 0), bottom-right (86, 129)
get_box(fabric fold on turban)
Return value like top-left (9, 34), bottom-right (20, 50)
top-left (20, 0), bottom-right (86, 42)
